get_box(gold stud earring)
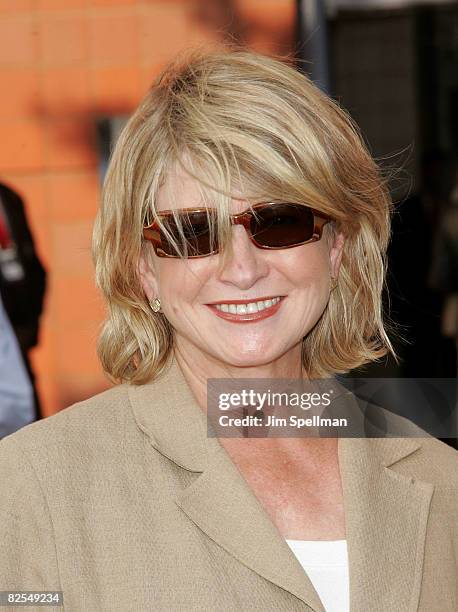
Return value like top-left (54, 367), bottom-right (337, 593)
top-left (149, 298), bottom-right (161, 313)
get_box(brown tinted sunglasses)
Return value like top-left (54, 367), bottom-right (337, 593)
top-left (142, 202), bottom-right (332, 258)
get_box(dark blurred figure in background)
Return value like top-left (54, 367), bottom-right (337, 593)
top-left (429, 162), bottom-right (458, 374)
top-left (0, 182), bottom-right (46, 420)
top-left (387, 150), bottom-right (457, 377)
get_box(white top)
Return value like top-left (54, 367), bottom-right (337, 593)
top-left (285, 539), bottom-right (350, 612)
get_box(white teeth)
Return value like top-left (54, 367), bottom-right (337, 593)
top-left (214, 297), bottom-right (281, 314)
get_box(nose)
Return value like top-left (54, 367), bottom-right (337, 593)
top-left (216, 225), bottom-right (270, 290)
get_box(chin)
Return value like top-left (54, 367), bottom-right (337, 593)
top-left (218, 348), bottom-right (282, 369)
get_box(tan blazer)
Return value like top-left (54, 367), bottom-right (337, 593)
top-left (0, 356), bottom-right (457, 611)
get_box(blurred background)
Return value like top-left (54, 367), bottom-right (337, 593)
top-left (0, 0), bottom-right (456, 429)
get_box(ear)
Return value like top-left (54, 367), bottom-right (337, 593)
top-left (329, 231), bottom-right (345, 279)
top-left (138, 248), bottom-right (159, 302)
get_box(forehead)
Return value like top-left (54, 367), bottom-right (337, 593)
top-left (156, 164), bottom-right (203, 211)
top-left (155, 163), bottom-right (257, 214)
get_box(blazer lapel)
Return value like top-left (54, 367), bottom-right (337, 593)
top-left (129, 357), bottom-right (326, 610)
top-left (176, 442), bottom-right (327, 611)
top-left (338, 437), bottom-right (434, 611)
top-left (129, 357), bottom-right (434, 612)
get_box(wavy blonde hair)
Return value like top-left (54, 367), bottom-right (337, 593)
top-left (93, 46), bottom-right (398, 384)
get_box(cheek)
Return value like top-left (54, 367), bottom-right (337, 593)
top-left (156, 260), bottom-right (212, 311)
top-left (282, 243), bottom-right (331, 289)
top-left (155, 261), bottom-right (185, 310)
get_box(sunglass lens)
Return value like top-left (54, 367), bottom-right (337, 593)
top-left (251, 204), bottom-right (315, 247)
top-left (160, 212), bottom-right (215, 256)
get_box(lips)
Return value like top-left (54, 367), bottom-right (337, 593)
top-left (206, 296), bottom-right (285, 323)
top-left (206, 296), bottom-right (283, 306)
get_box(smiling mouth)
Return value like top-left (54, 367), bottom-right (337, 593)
top-left (205, 296), bottom-right (285, 322)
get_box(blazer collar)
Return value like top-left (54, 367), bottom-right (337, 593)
top-left (128, 355), bottom-right (433, 611)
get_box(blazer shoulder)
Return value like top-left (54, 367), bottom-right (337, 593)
top-left (407, 436), bottom-right (458, 489)
top-left (0, 384), bottom-right (130, 458)
top-left (423, 435), bottom-right (458, 464)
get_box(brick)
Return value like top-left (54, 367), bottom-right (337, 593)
top-left (47, 170), bottom-right (99, 222)
top-left (37, 0), bottom-right (87, 8)
top-left (0, 69), bottom-right (40, 118)
top-left (39, 15), bottom-right (88, 65)
top-left (88, 0), bottom-right (136, 6)
top-left (39, 384), bottom-right (58, 417)
top-left (41, 67), bottom-right (91, 115)
top-left (0, 16), bottom-right (37, 65)
top-left (50, 220), bottom-right (94, 276)
top-left (239, 0), bottom-right (295, 29)
top-left (91, 65), bottom-right (141, 109)
top-left (0, 0), bottom-right (34, 14)
top-left (89, 13), bottom-right (139, 65)
top-left (58, 372), bottom-right (110, 412)
top-left (0, 119), bottom-right (45, 171)
top-left (53, 324), bottom-right (105, 378)
top-left (44, 118), bottom-right (98, 170)
top-left (139, 4), bottom-right (189, 63)
top-left (53, 274), bottom-right (104, 325)
top-left (34, 324), bottom-right (108, 414)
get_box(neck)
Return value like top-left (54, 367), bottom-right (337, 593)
top-left (172, 341), bottom-right (338, 461)
top-left (173, 340), bottom-right (305, 415)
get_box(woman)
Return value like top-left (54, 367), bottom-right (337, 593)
top-left (0, 49), bottom-right (456, 612)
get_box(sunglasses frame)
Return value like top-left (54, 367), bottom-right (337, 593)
top-left (142, 202), bottom-right (332, 258)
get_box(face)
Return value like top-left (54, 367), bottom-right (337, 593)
top-left (139, 166), bottom-right (345, 373)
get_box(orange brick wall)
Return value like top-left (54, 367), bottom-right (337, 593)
top-left (0, 0), bottom-right (295, 415)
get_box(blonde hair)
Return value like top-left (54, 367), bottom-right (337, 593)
top-left (92, 46), bottom-right (398, 384)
